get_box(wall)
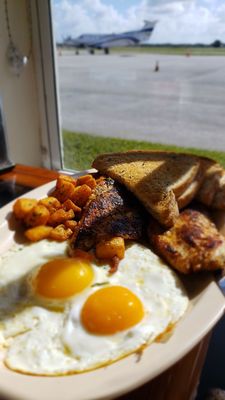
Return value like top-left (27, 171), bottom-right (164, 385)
top-left (0, 0), bottom-right (42, 167)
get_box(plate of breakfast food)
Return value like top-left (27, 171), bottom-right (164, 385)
top-left (0, 150), bottom-right (225, 400)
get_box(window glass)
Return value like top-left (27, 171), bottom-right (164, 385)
top-left (52, 0), bottom-right (225, 171)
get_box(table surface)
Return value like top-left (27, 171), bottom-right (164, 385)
top-left (0, 164), bottom-right (211, 400)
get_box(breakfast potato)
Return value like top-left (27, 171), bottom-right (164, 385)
top-left (56, 174), bottom-right (77, 187)
top-left (48, 208), bottom-right (75, 226)
top-left (96, 237), bottom-right (125, 260)
top-left (72, 184), bottom-right (92, 207)
top-left (64, 219), bottom-right (77, 231)
top-left (95, 176), bottom-right (106, 184)
top-left (38, 197), bottom-right (61, 213)
top-left (62, 199), bottom-right (81, 214)
top-left (25, 225), bottom-right (53, 242)
top-left (25, 205), bottom-right (50, 227)
top-left (77, 175), bottom-right (96, 189)
top-left (54, 180), bottom-right (76, 203)
top-left (13, 198), bottom-right (38, 220)
top-left (49, 224), bottom-right (73, 241)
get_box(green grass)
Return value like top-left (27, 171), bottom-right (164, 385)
top-left (62, 130), bottom-right (225, 171)
top-left (111, 46), bottom-right (225, 56)
top-left (60, 46), bottom-right (225, 57)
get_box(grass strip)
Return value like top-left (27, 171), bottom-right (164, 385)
top-left (111, 46), bottom-right (225, 56)
top-left (63, 130), bottom-right (225, 171)
top-left (60, 46), bottom-right (225, 57)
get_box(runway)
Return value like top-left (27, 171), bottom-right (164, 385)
top-left (57, 52), bottom-right (225, 151)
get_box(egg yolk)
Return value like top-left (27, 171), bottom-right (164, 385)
top-left (81, 286), bottom-right (144, 335)
top-left (34, 258), bottom-right (94, 299)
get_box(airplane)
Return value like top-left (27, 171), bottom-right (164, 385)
top-left (61, 20), bottom-right (157, 54)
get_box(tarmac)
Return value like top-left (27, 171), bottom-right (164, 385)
top-left (57, 51), bottom-right (225, 151)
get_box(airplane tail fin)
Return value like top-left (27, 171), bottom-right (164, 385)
top-left (143, 20), bottom-right (157, 29)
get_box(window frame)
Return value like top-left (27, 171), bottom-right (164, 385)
top-left (32, 0), bottom-right (62, 170)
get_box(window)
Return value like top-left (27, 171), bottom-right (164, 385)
top-left (37, 0), bottom-right (225, 171)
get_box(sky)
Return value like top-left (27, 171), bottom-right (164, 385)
top-left (52, 0), bottom-right (225, 44)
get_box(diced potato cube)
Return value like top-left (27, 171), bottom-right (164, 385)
top-left (64, 220), bottom-right (77, 231)
top-left (77, 175), bottom-right (96, 189)
top-left (25, 225), bottom-right (53, 242)
top-left (48, 209), bottom-right (74, 226)
top-left (95, 176), bottom-right (106, 184)
top-left (56, 175), bottom-right (77, 188)
top-left (49, 224), bottom-right (73, 241)
top-left (13, 198), bottom-right (38, 220)
top-left (62, 199), bottom-right (81, 213)
top-left (95, 237), bottom-right (125, 260)
top-left (25, 205), bottom-right (50, 227)
top-left (38, 197), bottom-right (61, 213)
top-left (53, 180), bottom-right (76, 203)
top-left (72, 184), bottom-right (92, 207)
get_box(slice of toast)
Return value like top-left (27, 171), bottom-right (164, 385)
top-left (196, 157), bottom-right (224, 206)
top-left (211, 170), bottom-right (225, 209)
top-left (177, 179), bottom-right (201, 209)
top-left (177, 167), bottom-right (204, 209)
top-left (92, 150), bottom-right (201, 227)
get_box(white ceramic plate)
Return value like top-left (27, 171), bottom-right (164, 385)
top-left (0, 181), bottom-right (225, 400)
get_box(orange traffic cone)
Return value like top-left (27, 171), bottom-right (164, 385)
top-left (154, 61), bottom-right (159, 72)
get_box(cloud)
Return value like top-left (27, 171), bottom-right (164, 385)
top-left (52, 0), bottom-right (225, 44)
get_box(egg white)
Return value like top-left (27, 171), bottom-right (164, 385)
top-left (0, 240), bottom-right (189, 375)
top-left (62, 243), bottom-right (189, 372)
top-left (0, 240), bottom-right (69, 348)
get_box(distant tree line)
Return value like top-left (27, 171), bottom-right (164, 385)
top-left (141, 40), bottom-right (224, 48)
top-left (212, 40), bottom-right (223, 48)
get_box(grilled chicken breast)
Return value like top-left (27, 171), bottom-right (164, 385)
top-left (70, 177), bottom-right (145, 251)
top-left (148, 209), bottom-right (225, 274)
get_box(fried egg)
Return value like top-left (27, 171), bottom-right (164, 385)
top-left (0, 240), bottom-right (189, 375)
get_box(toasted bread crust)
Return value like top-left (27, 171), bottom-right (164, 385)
top-left (212, 171), bottom-right (225, 209)
top-left (196, 157), bottom-right (224, 206)
top-left (92, 150), bottom-right (201, 227)
top-left (177, 167), bottom-right (204, 209)
top-left (177, 180), bottom-right (200, 209)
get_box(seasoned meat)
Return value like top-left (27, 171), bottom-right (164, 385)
top-left (70, 177), bottom-right (145, 251)
top-left (148, 209), bottom-right (225, 274)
